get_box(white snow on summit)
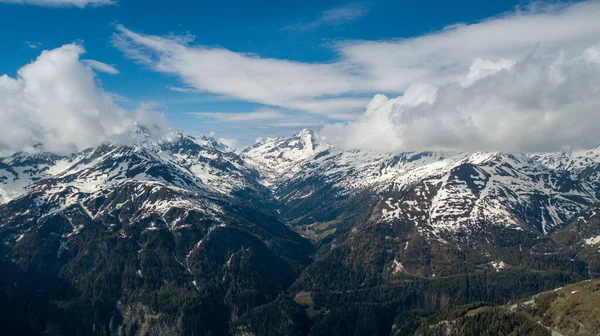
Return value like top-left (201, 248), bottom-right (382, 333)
top-left (242, 129), bottom-right (331, 186)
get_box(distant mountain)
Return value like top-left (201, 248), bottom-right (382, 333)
top-left (2, 128), bottom-right (600, 335)
top-left (235, 130), bottom-right (600, 335)
top-left (242, 129), bottom-right (331, 187)
top-left (247, 137), bottom-right (600, 237)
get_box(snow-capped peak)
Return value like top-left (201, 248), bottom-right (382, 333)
top-left (241, 129), bottom-right (332, 186)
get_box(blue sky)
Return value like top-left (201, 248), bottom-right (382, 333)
top-left (0, 0), bottom-right (599, 152)
top-left (0, 0), bottom-right (530, 143)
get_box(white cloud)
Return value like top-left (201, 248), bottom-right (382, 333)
top-left (112, 1), bottom-right (600, 127)
top-left (187, 108), bottom-right (326, 127)
top-left (82, 59), bottom-right (119, 74)
top-left (25, 41), bottom-right (43, 49)
top-left (284, 2), bottom-right (369, 31)
top-left (166, 85), bottom-right (198, 93)
top-left (187, 108), bottom-right (286, 122)
top-left (321, 45), bottom-right (600, 152)
top-left (458, 58), bottom-right (515, 88)
top-left (112, 24), bottom-right (365, 119)
top-left (0, 0), bottom-right (115, 7)
top-left (217, 137), bottom-right (238, 149)
top-left (185, 108), bottom-right (326, 147)
top-left (0, 44), bottom-right (158, 155)
top-left (333, 1), bottom-right (600, 94)
top-left (267, 120), bottom-right (324, 128)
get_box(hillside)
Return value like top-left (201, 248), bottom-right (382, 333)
top-left (403, 278), bottom-right (600, 336)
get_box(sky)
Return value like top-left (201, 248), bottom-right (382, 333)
top-left (0, 0), bottom-right (599, 153)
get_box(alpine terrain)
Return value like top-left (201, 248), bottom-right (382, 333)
top-left (2, 129), bottom-right (600, 335)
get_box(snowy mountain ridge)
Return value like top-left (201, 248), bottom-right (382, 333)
top-left (3, 128), bottom-right (600, 239)
top-left (3, 127), bottom-right (600, 334)
top-left (241, 129), bottom-right (331, 187)
top-left (244, 130), bottom-right (600, 237)
top-left (0, 129), bottom-right (260, 205)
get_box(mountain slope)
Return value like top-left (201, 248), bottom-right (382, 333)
top-left (243, 132), bottom-right (600, 243)
top-left (0, 133), bottom-right (314, 335)
top-left (234, 130), bottom-right (600, 336)
top-left (239, 131), bottom-right (600, 282)
top-left (552, 201), bottom-right (600, 277)
top-left (4, 129), bottom-right (600, 335)
top-left (403, 277), bottom-right (600, 336)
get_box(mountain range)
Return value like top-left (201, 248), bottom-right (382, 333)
top-left (2, 128), bottom-right (600, 335)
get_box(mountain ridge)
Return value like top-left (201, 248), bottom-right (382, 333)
top-left (2, 128), bottom-right (600, 335)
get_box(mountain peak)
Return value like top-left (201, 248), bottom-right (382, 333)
top-left (241, 130), bottom-right (331, 186)
top-left (293, 128), bottom-right (316, 138)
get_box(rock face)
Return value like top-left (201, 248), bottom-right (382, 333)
top-left (2, 128), bottom-right (600, 335)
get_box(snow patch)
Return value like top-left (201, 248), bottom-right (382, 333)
top-left (490, 260), bottom-right (506, 272)
top-left (584, 235), bottom-right (600, 245)
top-left (391, 259), bottom-right (406, 274)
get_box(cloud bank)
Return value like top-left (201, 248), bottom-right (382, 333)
top-left (321, 46), bottom-right (600, 152)
top-left (0, 44), bottom-right (154, 155)
top-left (0, 0), bottom-right (114, 7)
top-left (112, 1), bottom-right (600, 126)
top-left (112, 25), bottom-right (366, 119)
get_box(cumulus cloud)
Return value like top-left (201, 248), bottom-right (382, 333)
top-left (458, 58), bottom-right (515, 88)
top-left (321, 46), bottom-right (600, 152)
top-left (0, 0), bottom-right (115, 7)
top-left (112, 1), bottom-right (600, 125)
top-left (0, 44), bottom-right (156, 155)
top-left (217, 137), bottom-right (238, 150)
